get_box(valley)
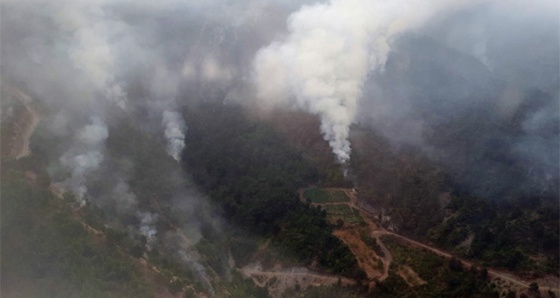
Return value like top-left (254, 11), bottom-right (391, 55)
top-left (1, 1), bottom-right (558, 296)
top-left (2, 92), bottom-right (558, 297)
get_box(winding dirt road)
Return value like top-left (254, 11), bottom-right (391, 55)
top-left (342, 188), bottom-right (560, 294)
top-left (376, 230), bottom-right (560, 293)
top-left (241, 264), bottom-right (356, 297)
top-left (242, 266), bottom-right (355, 286)
top-left (304, 187), bottom-right (559, 294)
top-left (305, 188), bottom-right (393, 283)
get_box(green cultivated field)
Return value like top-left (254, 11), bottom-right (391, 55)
top-left (323, 205), bottom-right (364, 225)
top-left (304, 188), bottom-right (350, 203)
top-left (324, 204), bottom-right (353, 215)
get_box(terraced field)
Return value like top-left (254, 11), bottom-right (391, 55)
top-left (322, 205), bottom-right (364, 225)
top-left (303, 188), bottom-right (350, 203)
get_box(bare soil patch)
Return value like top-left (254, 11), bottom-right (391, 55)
top-left (333, 228), bottom-right (383, 280)
top-left (397, 265), bottom-right (426, 287)
top-left (1, 85), bottom-right (40, 160)
top-left (241, 263), bottom-right (355, 298)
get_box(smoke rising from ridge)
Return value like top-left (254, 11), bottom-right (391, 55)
top-left (162, 111), bottom-right (187, 161)
top-left (1, 0), bottom-right (556, 204)
top-left (1, 0), bottom-right (256, 289)
top-left (2, 1), bottom-right (558, 295)
top-left (356, 0), bottom-right (559, 198)
top-left (251, 0), bottom-right (478, 164)
top-left (137, 211), bottom-right (158, 247)
top-left (59, 117), bottom-right (108, 206)
top-left (1, 0), bottom-right (555, 202)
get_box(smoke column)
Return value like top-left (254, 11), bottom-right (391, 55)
top-left (162, 111), bottom-right (187, 161)
top-left (252, 0), bottom-right (476, 164)
top-left (59, 116), bottom-right (108, 206)
top-left (178, 250), bottom-right (215, 296)
top-left (137, 211), bottom-right (158, 247)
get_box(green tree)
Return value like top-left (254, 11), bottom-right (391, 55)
top-left (529, 282), bottom-right (539, 293)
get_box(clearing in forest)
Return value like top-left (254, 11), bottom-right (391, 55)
top-left (303, 188), bottom-right (350, 203)
top-left (333, 229), bottom-right (384, 280)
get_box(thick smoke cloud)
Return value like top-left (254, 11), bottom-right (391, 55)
top-left (252, 0), bottom-right (477, 164)
top-left (2, 2), bottom-right (558, 295)
top-left (357, 0), bottom-right (559, 198)
top-left (61, 1), bottom-right (128, 109)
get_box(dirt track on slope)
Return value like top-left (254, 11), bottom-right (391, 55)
top-left (304, 187), bottom-right (560, 294)
top-left (2, 85), bottom-right (40, 159)
top-left (333, 228), bottom-right (383, 280)
top-left (15, 93), bottom-right (39, 159)
top-left (241, 264), bottom-right (355, 297)
top-left (313, 189), bottom-right (393, 282)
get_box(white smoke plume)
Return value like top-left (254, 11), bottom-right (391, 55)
top-left (162, 111), bottom-right (187, 161)
top-left (252, 0), bottom-right (477, 164)
top-left (59, 117), bottom-right (108, 206)
top-left (137, 211), bottom-right (159, 247)
top-left (178, 250), bottom-right (215, 296)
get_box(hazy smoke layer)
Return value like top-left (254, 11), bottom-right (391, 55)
top-left (111, 180), bottom-right (139, 215)
top-left (2, 3), bottom-right (558, 295)
top-left (357, 0), bottom-right (559, 198)
top-left (252, 0), bottom-right (474, 163)
top-left (162, 111), bottom-right (187, 161)
top-left (1, 1), bottom-right (251, 289)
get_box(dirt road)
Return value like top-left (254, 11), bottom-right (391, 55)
top-left (341, 189), bottom-right (393, 281)
top-left (242, 264), bottom-right (355, 297)
top-left (305, 188), bottom-right (393, 282)
top-left (350, 191), bottom-right (560, 294)
top-left (333, 228), bottom-right (384, 280)
top-left (304, 187), bottom-right (560, 294)
top-left (242, 266), bottom-right (355, 285)
top-left (374, 229), bottom-right (559, 293)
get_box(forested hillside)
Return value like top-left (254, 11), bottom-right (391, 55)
top-left (1, 158), bottom-right (158, 297)
top-left (2, 0), bottom-right (557, 296)
top-left (353, 34), bottom-right (560, 276)
top-left (183, 104), bottom-right (365, 279)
